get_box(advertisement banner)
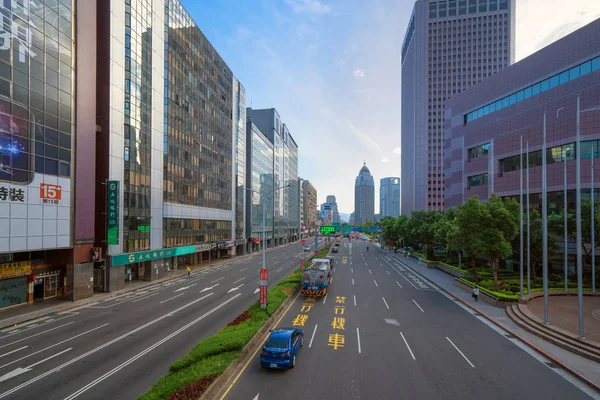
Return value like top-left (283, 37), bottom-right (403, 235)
top-left (107, 181), bottom-right (120, 245)
top-left (0, 261), bottom-right (31, 279)
top-left (0, 1), bottom-right (73, 253)
top-left (259, 285), bottom-right (267, 305)
top-left (260, 268), bottom-right (268, 281)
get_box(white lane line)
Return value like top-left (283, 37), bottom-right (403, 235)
top-left (276, 268), bottom-right (283, 272)
top-left (380, 263), bottom-right (383, 267)
top-left (330, 277), bottom-right (333, 284)
top-left (374, 280), bottom-right (379, 287)
top-left (352, 278), bottom-right (355, 286)
top-left (0, 348), bottom-right (73, 383)
top-left (0, 294), bottom-right (215, 399)
top-left (160, 293), bottom-right (185, 304)
top-left (400, 332), bottom-right (416, 360)
top-left (253, 288), bottom-right (260, 294)
top-left (386, 270), bottom-right (391, 275)
top-left (382, 297), bottom-right (390, 309)
top-left (131, 292), bottom-right (160, 303)
top-left (211, 277), bottom-right (225, 283)
top-left (368, 269), bottom-right (372, 274)
top-left (0, 314), bottom-right (77, 338)
top-left (357, 328), bottom-right (362, 354)
top-left (174, 283), bottom-right (197, 292)
top-left (0, 322), bottom-right (74, 350)
top-left (446, 337), bottom-right (475, 368)
top-left (396, 281), bottom-right (403, 289)
top-left (323, 294), bottom-right (328, 304)
top-left (240, 268), bottom-right (248, 272)
top-left (0, 347), bottom-right (27, 359)
top-left (351, 268), bottom-right (353, 273)
top-left (62, 294), bottom-right (242, 400)
top-left (233, 277), bottom-right (245, 284)
top-left (309, 325), bottom-right (318, 348)
top-left (27, 347), bottom-right (73, 369)
top-left (0, 324), bottom-right (109, 370)
top-left (412, 299), bottom-right (425, 313)
top-left (400, 273), bottom-right (419, 289)
top-left (353, 295), bottom-right (357, 306)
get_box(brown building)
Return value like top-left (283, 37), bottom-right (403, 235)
top-left (303, 180), bottom-right (317, 236)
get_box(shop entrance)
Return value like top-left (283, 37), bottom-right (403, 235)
top-left (33, 275), bottom-right (58, 301)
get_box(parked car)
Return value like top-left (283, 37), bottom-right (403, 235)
top-left (332, 246), bottom-right (339, 253)
top-left (303, 245), bottom-right (311, 251)
top-left (260, 328), bottom-right (303, 369)
top-left (334, 242), bottom-right (340, 247)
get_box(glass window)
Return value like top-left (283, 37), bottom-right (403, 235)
top-left (483, 105), bottom-right (490, 115)
top-left (532, 83), bottom-right (541, 95)
top-left (516, 90), bottom-right (524, 102)
top-left (495, 100), bottom-right (503, 111)
top-left (581, 140), bottom-right (600, 159)
top-left (468, 173), bottom-right (488, 186)
top-left (523, 86), bottom-right (532, 99)
top-left (489, 102), bottom-right (496, 113)
top-left (592, 56), bottom-right (600, 72)
top-left (559, 71), bottom-right (569, 85)
top-left (540, 79), bottom-right (549, 92)
top-left (509, 94), bottom-right (517, 105)
top-left (549, 75), bottom-right (559, 88)
top-left (580, 61), bottom-right (592, 76)
top-left (502, 97), bottom-right (509, 108)
top-left (569, 66), bottom-right (580, 80)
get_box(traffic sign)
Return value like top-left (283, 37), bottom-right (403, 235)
top-left (320, 225), bottom-right (335, 235)
top-left (323, 204), bottom-right (332, 210)
top-left (333, 222), bottom-right (341, 233)
top-left (260, 269), bottom-right (268, 281)
top-left (377, 225), bottom-right (383, 232)
top-left (369, 226), bottom-right (377, 232)
top-left (342, 225), bottom-right (352, 235)
top-left (301, 239), bottom-right (306, 246)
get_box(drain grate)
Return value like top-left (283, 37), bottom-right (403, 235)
top-left (545, 362), bottom-right (559, 369)
top-left (504, 334), bottom-right (515, 339)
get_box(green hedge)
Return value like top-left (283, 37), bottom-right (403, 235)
top-left (458, 278), bottom-right (520, 301)
top-left (438, 261), bottom-right (468, 274)
top-left (140, 268), bottom-right (303, 400)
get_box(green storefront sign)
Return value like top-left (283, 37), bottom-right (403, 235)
top-left (111, 243), bottom-right (217, 267)
top-left (107, 181), bottom-right (119, 245)
top-left (320, 225), bottom-right (335, 235)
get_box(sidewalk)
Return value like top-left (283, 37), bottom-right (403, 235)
top-left (383, 249), bottom-right (600, 392)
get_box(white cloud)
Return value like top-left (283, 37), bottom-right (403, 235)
top-left (285, 0), bottom-right (331, 15)
top-left (345, 120), bottom-right (383, 154)
top-left (393, 147), bottom-right (401, 154)
top-left (353, 69), bottom-right (365, 78)
top-left (380, 157), bottom-right (389, 163)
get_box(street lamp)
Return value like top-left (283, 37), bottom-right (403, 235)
top-left (245, 184), bottom-right (290, 308)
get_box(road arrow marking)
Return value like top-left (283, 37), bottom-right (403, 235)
top-left (174, 283), bottom-right (196, 292)
top-left (0, 348), bottom-right (73, 383)
top-left (227, 284), bottom-right (244, 293)
top-left (253, 288), bottom-right (260, 294)
top-left (253, 394), bottom-right (259, 400)
top-left (199, 284), bottom-right (219, 293)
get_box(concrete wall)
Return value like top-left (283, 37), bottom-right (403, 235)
top-left (67, 263), bottom-right (93, 301)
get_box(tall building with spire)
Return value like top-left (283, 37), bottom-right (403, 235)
top-left (354, 163), bottom-right (375, 225)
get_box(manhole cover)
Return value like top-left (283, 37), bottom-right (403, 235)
top-left (385, 318), bottom-right (400, 326)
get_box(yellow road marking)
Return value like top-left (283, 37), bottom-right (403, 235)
top-left (219, 290), bottom-right (301, 400)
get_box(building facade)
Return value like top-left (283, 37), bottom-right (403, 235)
top-left (298, 177), bottom-right (306, 238)
top-left (445, 19), bottom-right (600, 214)
top-left (302, 179), bottom-right (317, 236)
top-left (401, 0), bottom-right (515, 214)
top-left (245, 120), bottom-right (274, 252)
top-left (233, 78), bottom-right (246, 256)
top-left (95, 0), bottom-right (239, 291)
top-left (380, 177), bottom-right (401, 218)
top-left (354, 163), bottom-right (375, 224)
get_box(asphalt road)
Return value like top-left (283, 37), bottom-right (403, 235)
top-left (0, 238), bottom-right (328, 400)
top-left (221, 238), bottom-right (598, 400)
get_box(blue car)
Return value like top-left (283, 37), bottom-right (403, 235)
top-left (260, 327), bottom-right (303, 369)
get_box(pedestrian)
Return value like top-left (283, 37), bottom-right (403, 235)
top-left (472, 287), bottom-right (479, 302)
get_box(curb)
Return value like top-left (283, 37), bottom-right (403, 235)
top-left (202, 287), bottom-right (301, 400)
top-left (392, 254), bottom-right (600, 394)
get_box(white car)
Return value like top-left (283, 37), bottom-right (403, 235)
top-left (303, 245), bottom-right (311, 251)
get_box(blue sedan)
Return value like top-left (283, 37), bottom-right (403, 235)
top-left (260, 327), bottom-right (304, 369)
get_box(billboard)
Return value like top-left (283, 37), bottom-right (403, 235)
top-left (0, 1), bottom-right (74, 253)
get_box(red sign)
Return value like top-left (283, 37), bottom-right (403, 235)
top-left (301, 259), bottom-right (305, 268)
top-left (301, 240), bottom-right (306, 246)
top-left (314, 251), bottom-right (319, 257)
top-left (260, 285), bottom-right (267, 305)
top-left (260, 268), bottom-right (268, 281)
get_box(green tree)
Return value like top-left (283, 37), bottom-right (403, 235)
top-left (434, 208), bottom-right (457, 249)
top-left (408, 210), bottom-right (441, 247)
top-left (394, 215), bottom-right (411, 247)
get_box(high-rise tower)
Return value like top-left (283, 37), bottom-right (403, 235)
top-left (354, 163), bottom-right (375, 225)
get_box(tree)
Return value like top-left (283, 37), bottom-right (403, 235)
top-left (434, 208), bottom-right (457, 249)
top-left (448, 196), bottom-right (488, 282)
top-left (394, 215), bottom-right (411, 247)
top-left (408, 210), bottom-right (441, 248)
top-left (480, 195), bottom-right (519, 290)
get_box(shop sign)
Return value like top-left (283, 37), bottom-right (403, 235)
top-left (217, 241), bottom-right (228, 249)
top-left (112, 243), bottom-right (216, 267)
top-left (0, 186), bottom-right (25, 202)
top-left (194, 243), bottom-right (216, 252)
top-left (225, 241), bottom-right (235, 248)
top-left (107, 181), bottom-right (119, 245)
top-left (0, 261), bottom-right (31, 279)
top-left (40, 183), bottom-right (62, 204)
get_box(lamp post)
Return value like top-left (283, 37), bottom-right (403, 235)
top-left (245, 184), bottom-right (290, 308)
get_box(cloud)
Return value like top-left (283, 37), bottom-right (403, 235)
top-left (353, 69), bottom-right (365, 78)
top-left (380, 157), bottom-right (389, 163)
top-left (393, 147), bottom-right (401, 154)
top-left (285, 0), bottom-right (331, 15)
top-left (345, 120), bottom-right (383, 153)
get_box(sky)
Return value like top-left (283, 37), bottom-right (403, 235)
top-left (180, 0), bottom-right (600, 215)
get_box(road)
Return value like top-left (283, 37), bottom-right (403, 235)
top-left (0, 238), bottom-right (328, 400)
top-left (221, 238), bottom-right (598, 400)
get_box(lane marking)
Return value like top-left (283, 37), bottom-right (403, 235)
top-left (330, 277), bottom-right (333, 284)
top-left (0, 347), bottom-right (27, 359)
top-left (368, 269), bottom-right (372, 274)
top-left (240, 268), bottom-right (248, 272)
top-left (174, 283), bottom-right (197, 292)
top-left (0, 314), bottom-right (77, 337)
top-left (400, 272), bottom-right (419, 289)
top-left (253, 288), bottom-right (260, 294)
top-left (357, 328), bottom-right (362, 354)
top-left (351, 268), bottom-right (353, 273)
top-left (160, 293), bottom-right (185, 304)
top-left (200, 284), bottom-right (220, 293)
top-left (354, 295), bottom-right (357, 306)
top-left (211, 277), bottom-right (225, 283)
top-left (0, 324), bottom-right (109, 370)
top-left (380, 263), bottom-right (383, 267)
top-left (352, 278), bottom-right (355, 286)
top-left (382, 297), bottom-right (390, 310)
top-left (219, 291), bottom-right (301, 399)
top-left (446, 337), bottom-right (475, 368)
top-left (374, 280), bottom-right (379, 287)
top-left (0, 348), bottom-right (73, 383)
top-left (233, 277), bottom-right (245, 284)
top-left (227, 284), bottom-right (244, 294)
top-left (309, 324), bottom-right (318, 348)
top-left (0, 322), bottom-right (74, 350)
top-left (323, 294), bottom-right (328, 304)
top-left (400, 332), bottom-right (416, 360)
top-left (386, 270), bottom-right (391, 275)
top-left (396, 281), bottom-right (403, 289)
top-left (412, 299), bottom-right (425, 313)
top-left (131, 292), bottom-right (160, 303)
top-left (276, 268), bottom-right (283, 272)
top-left (63, 294), bottom-right (242, 400)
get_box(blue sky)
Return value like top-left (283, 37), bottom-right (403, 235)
top-left (180, 0), bottom-right (600, 214)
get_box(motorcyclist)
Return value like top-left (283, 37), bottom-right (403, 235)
top-left (367, 246), bottom-right (369, 251)
top-left (186, 266), bottom-right (191, 276)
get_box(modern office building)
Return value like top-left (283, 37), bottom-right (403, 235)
top-left (327, 195), bottom-right (340, 223)
top-left (401, 0), bottom-right (515, 214)
top-left (380, 177), bottom-right (401, 218)
top-left (233, 78), bottom-right (246, 256)
top-left (349, 212), bottom-right (355, 226)
top-left (95, 0), bottom-right (240, 291)
top-left (247, 108), bottom-right (299, 245)
top-left (298, 178), bottom-right (307, 238)
top-left (445, 19), bottom-right (600, 214)
top-left (0, 0), bottom-right (88, 308)
top-left (302, 180), bottom-right (317, 236)
top-left (354, 163), bottom-right (375, 224)
top-left (245, 120), bottom-right (274, 253)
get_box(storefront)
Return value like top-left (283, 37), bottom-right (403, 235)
top-left (0, 261), bottom-right (31, 309)
top-left (216, 241), bottom-right (235, 258)
top-left (33, 270), bottom-right (61, 301)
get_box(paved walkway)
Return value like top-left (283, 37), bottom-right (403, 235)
top-left (383, 249), bottom-right (600, 391)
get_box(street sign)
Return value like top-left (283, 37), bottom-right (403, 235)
top-left (377, 225), bottom-right (383, 232)
top-left (320, 225), bottom-right (335, 235)
top-left (260, 269), bottom-right (268, 281)
top-left (333, 223), bottom-right (341, 233)
top-left (301, 259), bottom-right (306, 268)
top-left (369, 226), bottom-right (377, 232)
top-left (342, 225), bottom-right (352, 235)
top-left (260, 285), bottom-right (267, 306)
top-left (301, 239), bottom-right (306, 246)
top-left (323, 205), bottom-right (332, 210)
top-left (352, 226), bottom-right (360, 232)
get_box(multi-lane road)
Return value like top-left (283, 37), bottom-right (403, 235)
top-left (221, 238), bottom-right (599, 400)
top-left (0, 238), bottom-right (327, 400)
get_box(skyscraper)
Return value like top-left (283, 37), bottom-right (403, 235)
top-left (400, 0), bottom-right (515, 214)
top-left (354, 163), bottom-right (375, 225)
top-left (380, 177), bottom-right (401, 218)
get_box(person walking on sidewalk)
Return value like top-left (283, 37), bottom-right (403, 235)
top-left (186, 265), bottom-right (191, 277)
top-left (472, 287), bottom-right (479, 302)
